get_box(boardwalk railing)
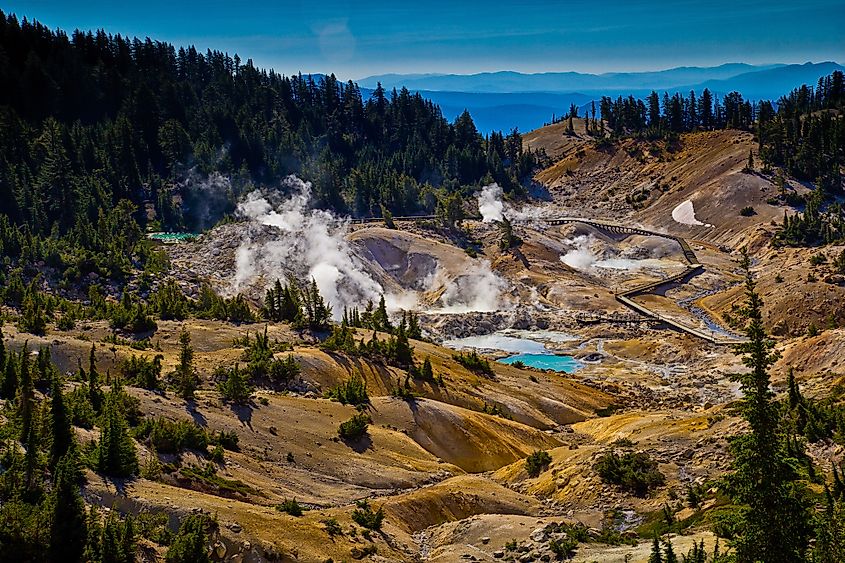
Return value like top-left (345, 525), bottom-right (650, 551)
top-left (548, 218), bottom-right (745, 344)
top-left (349, 213), bottom-right (743, 344)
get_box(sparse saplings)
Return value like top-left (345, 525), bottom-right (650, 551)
top-left (327, 374), bottom-right (370, 408)
top-left (322, 320), bottom-right (358, 354)
top-left (453, 350), bottom-right (494, 376)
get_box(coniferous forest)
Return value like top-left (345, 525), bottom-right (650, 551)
top-left (594, 72), bottom-right (844, 245)
top-left (0, 10), bottom-right (541, 284)
top-left (1, 7), bottom-right (845, 563)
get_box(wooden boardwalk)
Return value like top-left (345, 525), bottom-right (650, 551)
top-left (549, 217), bottom-right (746, 345)
top-left (348, 213), bottom-right (744, 344)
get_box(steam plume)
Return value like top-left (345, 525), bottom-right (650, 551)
top-left (233, 176), bottom-right (385, 318)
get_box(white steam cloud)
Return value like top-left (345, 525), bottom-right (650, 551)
top-left (232, 175), bottom-right (509, 318)
top-left (560, 235), bottom-right (599, 270)
top-left (476, 183), bottom-right (546, 224)
top-left (233, 176), bottom-right (385, 318)
top-left (478, 183), bottom-right (506, 223)
top-left (560, 235), bottom-right (684, 272)
top-left (428, 260), bottom-right (510, 314)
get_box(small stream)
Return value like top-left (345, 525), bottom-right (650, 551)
top-left (677, 284), bottom-right (745, 340)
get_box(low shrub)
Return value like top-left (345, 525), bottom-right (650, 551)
top-left (351, 500), bottom-right (384, 530)
top-left (134, 417), bottom-right (209, 454)
top-left (452, 350), bottom-right (494, 376)
top-left (322, 517), bottom-right (343, 537)
top-left (595, 450), bottom-right (665, 496)
top-left (211, 429), bottom-right (240, 451)
top-left (525, 450), bottom-right (552, 477)
top-left (338, 413), bottom-right (371, 440)
top-left (276, 499), bottom-right (303, 517)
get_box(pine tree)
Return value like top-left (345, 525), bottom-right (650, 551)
top-left (47, 452), bottom-right (87, 563)
top-left (814, 493), bottom-right (845, 561)
top-left (393, 331), bottom-right (413, 368)
top-left (88, 344), bottom-right (103, 413)
top-left (217, 364), bottom-right (253, 404)
top-left (0, 344), bottom-right (16, 400)
top-left (727, 249), bottom-right (810, 562)
top-left (84, 506), bottom-right (103, 563)
top-left (175, 327), bottom-right (198, 400)
top-left (100, 510), bottom-right (135, 563)
top-left (49, 373), bottom-right (73, 465)
top-left (95, 382), bottom-right (138, 477)
top-left (420, 357), bottom-right (434, 381)
top-left (663, 537), bottom-right (677, 563)
top-left (648, 535), bottom-right (663, 563)
top-left (0, 326), bottom-right (5, 374)
top-left (300, 278), bottom-right (331, 331)
top-left (279, 279), bottom-right (303, 323)
top-left (165, 514), bottom-right (214, 563)
top-left (407, 312), bottom-right (422, 340)
top-left (17, 343), bottom-right (35, 445)
top-left (372, 295), bottom-right (391, 332)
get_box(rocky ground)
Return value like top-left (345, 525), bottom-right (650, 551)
top-left (7, 121), bottom-right (844, 561)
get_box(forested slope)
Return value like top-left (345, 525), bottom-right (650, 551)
top-left (0, 11), bottom-right (541, 281)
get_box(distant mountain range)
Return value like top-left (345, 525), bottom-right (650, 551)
top-left (357, 62), bottom-right (843, 133)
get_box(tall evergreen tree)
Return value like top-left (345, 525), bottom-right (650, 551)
top-left (47, 452), bottom-right (87, 563)
top-left (95, 382), bottom-right (138, 477)
top-left (49, 373), bottom-right (73, 465)
top-left (648, 535), bottom-right (663, 563)
top-left (175, 327), bottom-right (198, 400)
top-left (726, 249), bottom-right (811, 562)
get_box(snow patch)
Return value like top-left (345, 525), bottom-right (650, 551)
top-left (672, 200), bottom-right (713, 227)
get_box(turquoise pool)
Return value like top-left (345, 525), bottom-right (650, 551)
top-left (498, 353), bottom-right (583, 373)
top-left (147, 232), bottom-right (199, 242)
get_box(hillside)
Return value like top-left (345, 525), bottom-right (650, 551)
top-left (2, 7), bottom-right (845, 563)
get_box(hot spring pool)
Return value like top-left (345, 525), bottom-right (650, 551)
top-left (498, 353), bottom-right (583, 373)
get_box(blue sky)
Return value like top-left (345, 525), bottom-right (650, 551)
top-left (4, 0), bottom-right (843, 78)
